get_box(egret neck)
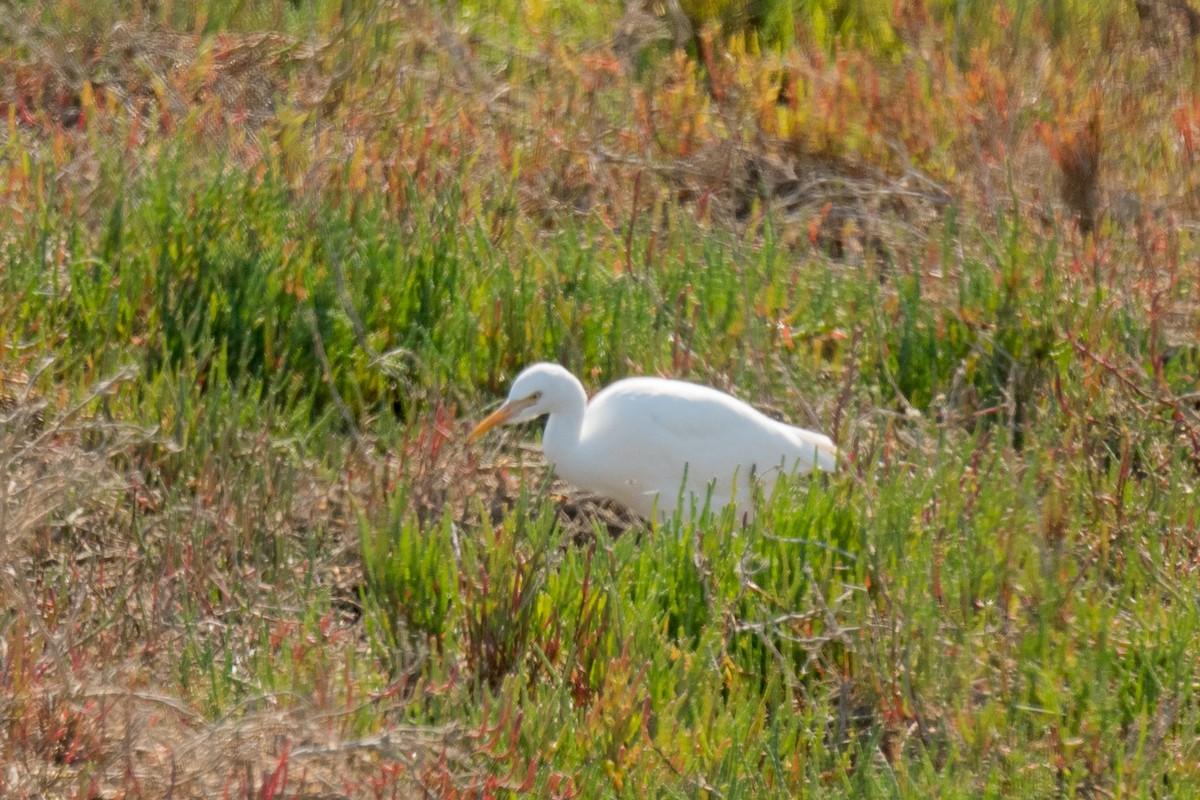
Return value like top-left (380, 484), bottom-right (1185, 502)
top-left (539, 370), bottom-right (587, 473)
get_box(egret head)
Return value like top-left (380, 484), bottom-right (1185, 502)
top-left (468, 363), bottom-right (584, 442)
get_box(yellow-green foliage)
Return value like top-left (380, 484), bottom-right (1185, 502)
top-left (2, 0), bottom-right (1199, 797)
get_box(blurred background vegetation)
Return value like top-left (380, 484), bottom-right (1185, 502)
top-left (2, 0), bottom-right (1199, 796)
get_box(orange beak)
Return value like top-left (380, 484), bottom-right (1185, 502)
top-left (467, 395), bottom-right (539, 443)
top-left (468, 404), bottom-right (517, 443)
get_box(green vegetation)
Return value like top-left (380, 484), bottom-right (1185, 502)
top-left (2, 0), bottom-right (1199, 796)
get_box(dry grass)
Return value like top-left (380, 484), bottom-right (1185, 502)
top-left (2, 1), bottom-right (1200, 797)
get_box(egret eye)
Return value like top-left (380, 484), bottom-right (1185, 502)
top-left (530, 391), bottom-right (543, 402)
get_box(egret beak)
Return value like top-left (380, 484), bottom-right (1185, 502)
top-left (468, 395), bottom-right (538, 443)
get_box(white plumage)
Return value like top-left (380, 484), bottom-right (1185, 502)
top-left (469, 363), bottom-right (837, 520)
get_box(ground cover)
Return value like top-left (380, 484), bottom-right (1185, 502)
top-left (2, 1), bottom-right (1199, 796)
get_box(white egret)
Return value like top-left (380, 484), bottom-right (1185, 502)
top-left (469, 363), bottom-right (837, 520)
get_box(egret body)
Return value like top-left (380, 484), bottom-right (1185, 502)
top-left (469, 363), bottom-right (837, 520)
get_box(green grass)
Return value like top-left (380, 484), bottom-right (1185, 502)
top-left (2, 0), bottom-right (1199, 797)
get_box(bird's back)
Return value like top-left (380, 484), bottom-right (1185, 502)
top-left (570, 376), bottom-right (835, 518)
